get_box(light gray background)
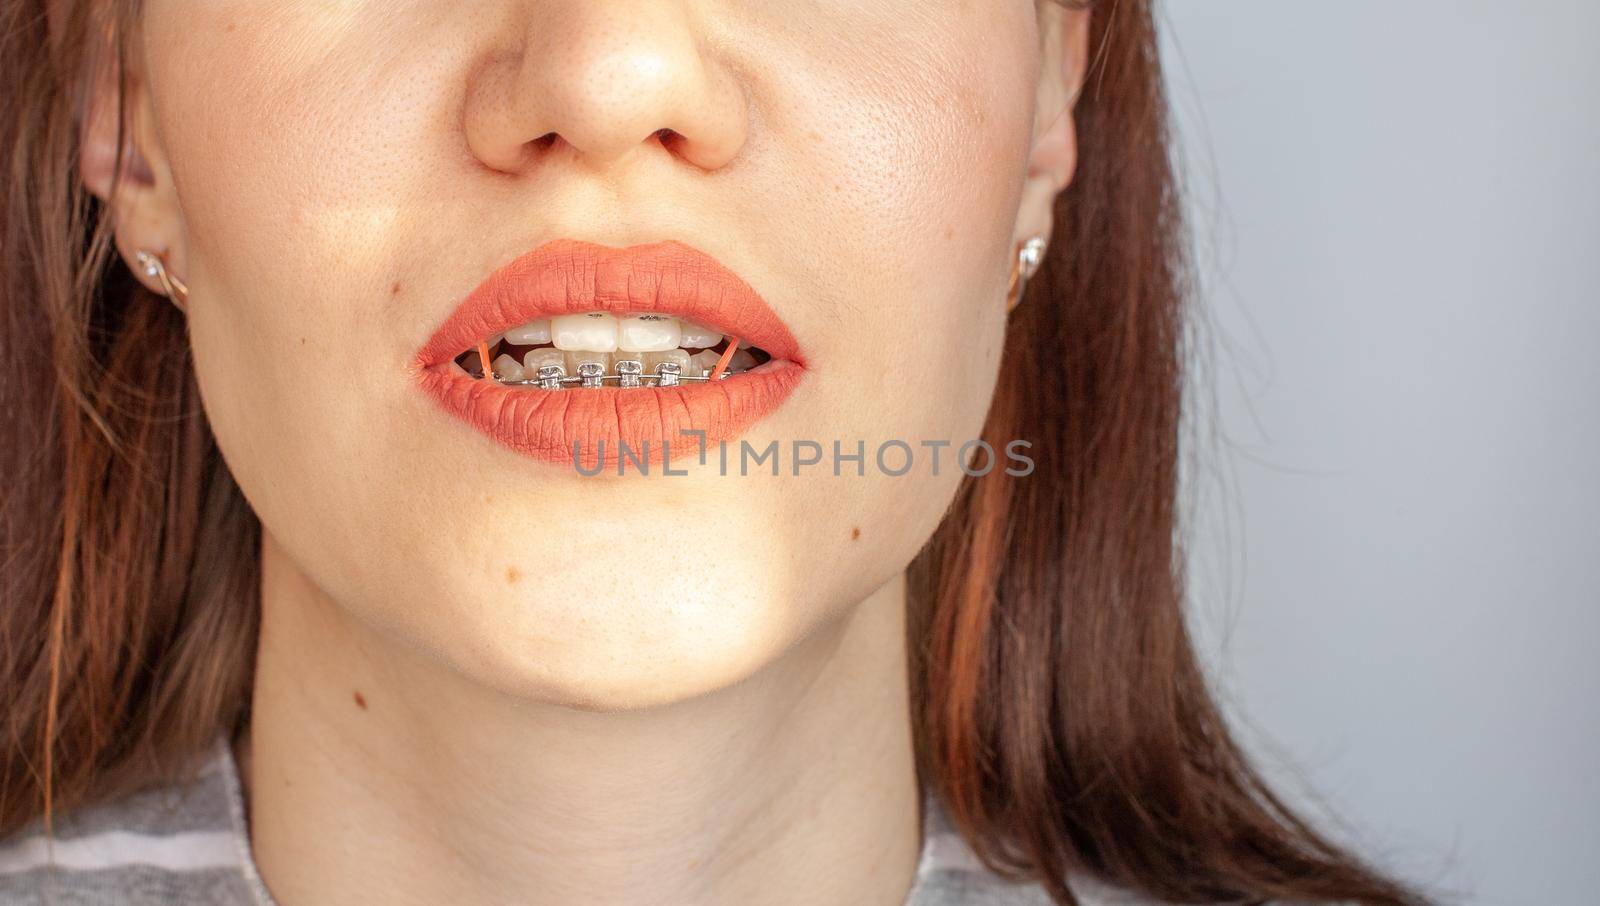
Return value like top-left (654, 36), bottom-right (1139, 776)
top-left (1161, 3), bottom-right (1599, 905)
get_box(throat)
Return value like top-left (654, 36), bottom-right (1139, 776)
top-left (247, 539), bottom-right (921, 906)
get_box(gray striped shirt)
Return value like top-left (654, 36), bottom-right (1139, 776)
top-left (0, 737), bottom-right (1140, 905)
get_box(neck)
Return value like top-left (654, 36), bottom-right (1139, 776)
top-left (242, 531), bottom-right (924, 906)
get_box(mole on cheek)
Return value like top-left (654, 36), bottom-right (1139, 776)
top-left (506, 566), bottom-right (521, 584)
top-left (352, 690), bottom-right (367, 710)
top-left (851, 527), bottom-right (862, 541)
top-left (391, 281), bottom-right (402, 295)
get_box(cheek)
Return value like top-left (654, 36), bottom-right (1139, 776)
top-left (768, 10), bottom-right (1034, 445)
top-left (149, 8), bottom-right (471, 547)
top-left (157, 6), bottom-right (458, 325)
top-left (728, 9), bottom-right (1037, 599)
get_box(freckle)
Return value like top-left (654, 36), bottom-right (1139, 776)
top-left (353, 690), bottom-right (367, 710)
top-left (299, 336), bottom-right (306, 346)
top-left (851, 527), bottom-right (861, 540)
top-left (506, 566), bottom-right (521, 584)
top-left (391, 281), bottom-right (402, 295)
top-left (484, 495), bottom-right (493, 504)
top-left (943, 226), bottom-right (954, 241)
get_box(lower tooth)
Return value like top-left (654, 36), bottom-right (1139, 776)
top-left (643, 349), bottom-right (693, 378)
top-left (515, 349), bottom-right (566, 388)
top-left (577, 361), bottom-right (605, 388)
top-left (476, 346), bottom-right (761, 389)
top-left (535, 363), bottom-right (566, 389)
top-left (689, 349), bottom-right (722, 376)
top-left (566, 350), bottom-right (610, 379)
top-left (614, 359), bottom-right (643, 388)
top-left (523, 348), bottom-right (564, 377)
top-left (492, 354), bottom-right (526, 382)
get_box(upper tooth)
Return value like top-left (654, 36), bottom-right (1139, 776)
top-left (552, 313), bottom-right (618, 351)
top-left (678, 320), bottom-right (723, 348)
top-left (726, 348), bottom-right (757, 372)
top-left (617, 315), bottom-right (682, 352)
top-left (502, 319), bottom-right (552, 345)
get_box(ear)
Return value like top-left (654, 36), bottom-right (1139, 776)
top-left (1014, 2), bottom-right (1091, 249)
top-left (78, 32), bottom-right (189, 297)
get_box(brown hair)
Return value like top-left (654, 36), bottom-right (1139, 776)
top-left (3, 2), bottom-right (1421, 903)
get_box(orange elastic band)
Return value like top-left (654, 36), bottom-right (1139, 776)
top-left (706, 338), bottom-right (740, 382)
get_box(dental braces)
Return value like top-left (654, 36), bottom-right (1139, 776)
top-left (487, 361), bottom-right (735, 390)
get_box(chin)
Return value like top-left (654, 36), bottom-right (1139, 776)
top-left (412, 558), bottom-right (809, 713)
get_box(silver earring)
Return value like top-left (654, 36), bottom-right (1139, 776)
top-left (1005, 235), bottom-right (1047, 312)
top-left (134, 250), bottom-right (189, 312)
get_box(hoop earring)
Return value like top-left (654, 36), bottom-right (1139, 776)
top-left (135, 250), bottom-right (189, 313)
top-left (1004, 235), bottom-right (1047, 313)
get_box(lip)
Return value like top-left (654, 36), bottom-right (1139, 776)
top-left (414, 238), bottom-right (805, 470)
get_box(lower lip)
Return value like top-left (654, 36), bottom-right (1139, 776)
top-left (418, 361), bottom-right (805, 469)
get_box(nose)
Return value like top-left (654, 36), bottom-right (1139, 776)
top-left (464, 1), bottom-right (749, 174)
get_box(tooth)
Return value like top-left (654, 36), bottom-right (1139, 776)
top-left (678, 320), bottom-right (723, 349)
top-left (492, 354), bottom-right (526, 382)
top-left (565, 350), bottom-right (610, 380)
top-left (502, 319), bottom-right (552, 345)
top-left (552, 313), bottom-right (618, 351)
top-left (525, 349), bottom-right (567, 389)
top-left (461, 349), bottom-right (487, 377)
top-left (726, 348), bottom-right (757, 373)
top-left (643, 349), bottom-right (692, 378)
top-left (536, 365), bottom-right (565, 389)
top-left (689, 349), bottom-right (722, 377)
top-left (617, 315), bottom-right (682, 352)
top-left (614, 359), bottom-right (643, 388)
top-left (522, 348), bottom-right (564, 374)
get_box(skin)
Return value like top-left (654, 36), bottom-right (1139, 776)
top-left (81, 2), bottom-right (1088, 903)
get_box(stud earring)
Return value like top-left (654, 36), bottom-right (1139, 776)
top-left (1004, 235), bottom-right (1047, 312)
top-left (134, 250), bottom-right (189, 313)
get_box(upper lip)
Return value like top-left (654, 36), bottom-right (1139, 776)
top-left (414, 238), bottom-right (803, 369)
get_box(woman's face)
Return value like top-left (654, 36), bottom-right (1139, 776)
top-left (111, 1), bottom-right (1078, 707)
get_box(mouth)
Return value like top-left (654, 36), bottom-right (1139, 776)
top-left (414, 238), bottom-right (805, 469)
